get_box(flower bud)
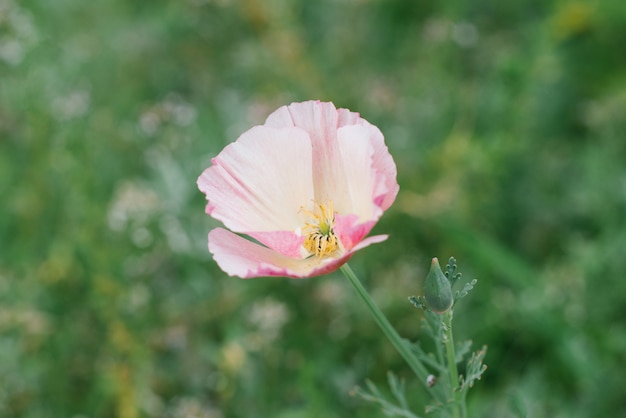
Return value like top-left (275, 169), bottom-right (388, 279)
top-left (424, 257), bottom-right (453, 314)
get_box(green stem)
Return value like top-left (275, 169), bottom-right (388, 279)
top-left (340, 264), bottom-right (446, 404)
top-left (443, 310), bottom-right (463, 418)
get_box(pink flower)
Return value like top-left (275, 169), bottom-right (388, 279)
top-left (197, 100), bottom-right (398, 278)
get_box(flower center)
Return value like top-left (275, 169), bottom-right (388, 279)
top-left (301, 201), bottom-right (340, 258)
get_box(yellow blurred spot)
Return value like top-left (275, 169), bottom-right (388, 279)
top-left (112, 362), bottom-right (137, 418)
top-left (553, 2), bottom-right (594, 39)
top-left (110, 320), bottom-right (134, 353)
top-left (37, 244), bottom-right (81, 284)
top-left (221, 341), bottom-right (246, 373)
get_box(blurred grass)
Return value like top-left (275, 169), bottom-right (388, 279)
top-left (1, 0), bottom-right (626, 416)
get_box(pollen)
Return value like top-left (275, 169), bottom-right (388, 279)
top-left (301, 201), bottom-right (340, 258)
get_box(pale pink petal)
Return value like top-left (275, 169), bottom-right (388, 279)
top-left (263, 104), bottom-right (295, 128)
top-left (351, 234), bottom-right (389, 250)
top-left (336, 124), bottom-right (380, 221)
top-left (334, 213), bottom-right (376, 251)
top-left (209, 228), bottom-right (337, 279)
top-left (197, 126), bottom-right (314, 233)
top-left (338, 122), bottom-right (398, 214)
top-left (365, 123), bottom-right (399, 211)
top-left (265, 100), bottom-right (348, 203)
top-left (209, 228), bottom-right (388, 279)
top-left (209, 228), bottom-right (309, 278)
top-left (267, 101), bottom-right (361, 129)
top-left (248, 230), bottom-right (305, 259)
top-left (336, 107), bottom-right (362, 127)
top-left (337, 108), bottom-right (398, 214)
top-left (265, 101), bottom-right (397, 219)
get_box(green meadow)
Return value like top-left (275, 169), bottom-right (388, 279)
top-left (1, 0), bottom-right (625, 416)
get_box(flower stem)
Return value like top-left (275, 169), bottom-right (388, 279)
top-left (340, 264), bottom-right (446, 404)
top-left (442, 310), bottom-right (463, 418)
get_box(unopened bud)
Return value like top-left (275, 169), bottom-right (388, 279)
top-left (424, 257), bottom-right (453, 314)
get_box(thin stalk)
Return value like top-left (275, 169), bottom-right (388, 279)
top-left (442, 310), bottom-right (463, 418)
top-left (340, 264), bottom-right (446, 404)
top-left (430, 312), bottom-right (446, 370)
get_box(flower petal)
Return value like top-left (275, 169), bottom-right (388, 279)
top-left (336, 124), bottom-right (379, 221)
top-left (209, 228), bottom-right (307, 278)
top-left (209, 228), bottom-right (388, 279)
top-left (336, 107), bottom-right (362, 127)
top-left (338, 122), bottom-right (398, 214)
top-left (265, 100), bottom-right (348, 203)
top-left (367, 124), bottom-right (399, 211)
top-left (334, 213), bottom-right (376, 251)
top-left (197, 126), bottom-right (314, 233)
top-left (248, 230), bottom-right (305, 259)
top-left (265, 101), bottom-right (398, 220)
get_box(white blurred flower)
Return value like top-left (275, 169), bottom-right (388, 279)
top-left (245, 298), bottom-right (289, 349)
top-left (108, 181), bottom-right (161, 231)
top-left (451, 22), bottom-right (479, 48)
top-left (167, 397), bottom-right (223, 418)
top-left (138, 93), bottom-right (197, 136)
top-left (0, 1), bottom-right (38, 66)
top-left (51, 90), bottom-right (91, 121)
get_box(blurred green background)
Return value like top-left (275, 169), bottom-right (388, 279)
top-left (1, 0), bottom-right (625, 416)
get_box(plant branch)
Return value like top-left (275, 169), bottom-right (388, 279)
top-left (340, 264), bottom-right (446, 404)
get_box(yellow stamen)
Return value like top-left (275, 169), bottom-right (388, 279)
top-left (301, 201), bottom-right (340, 258)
